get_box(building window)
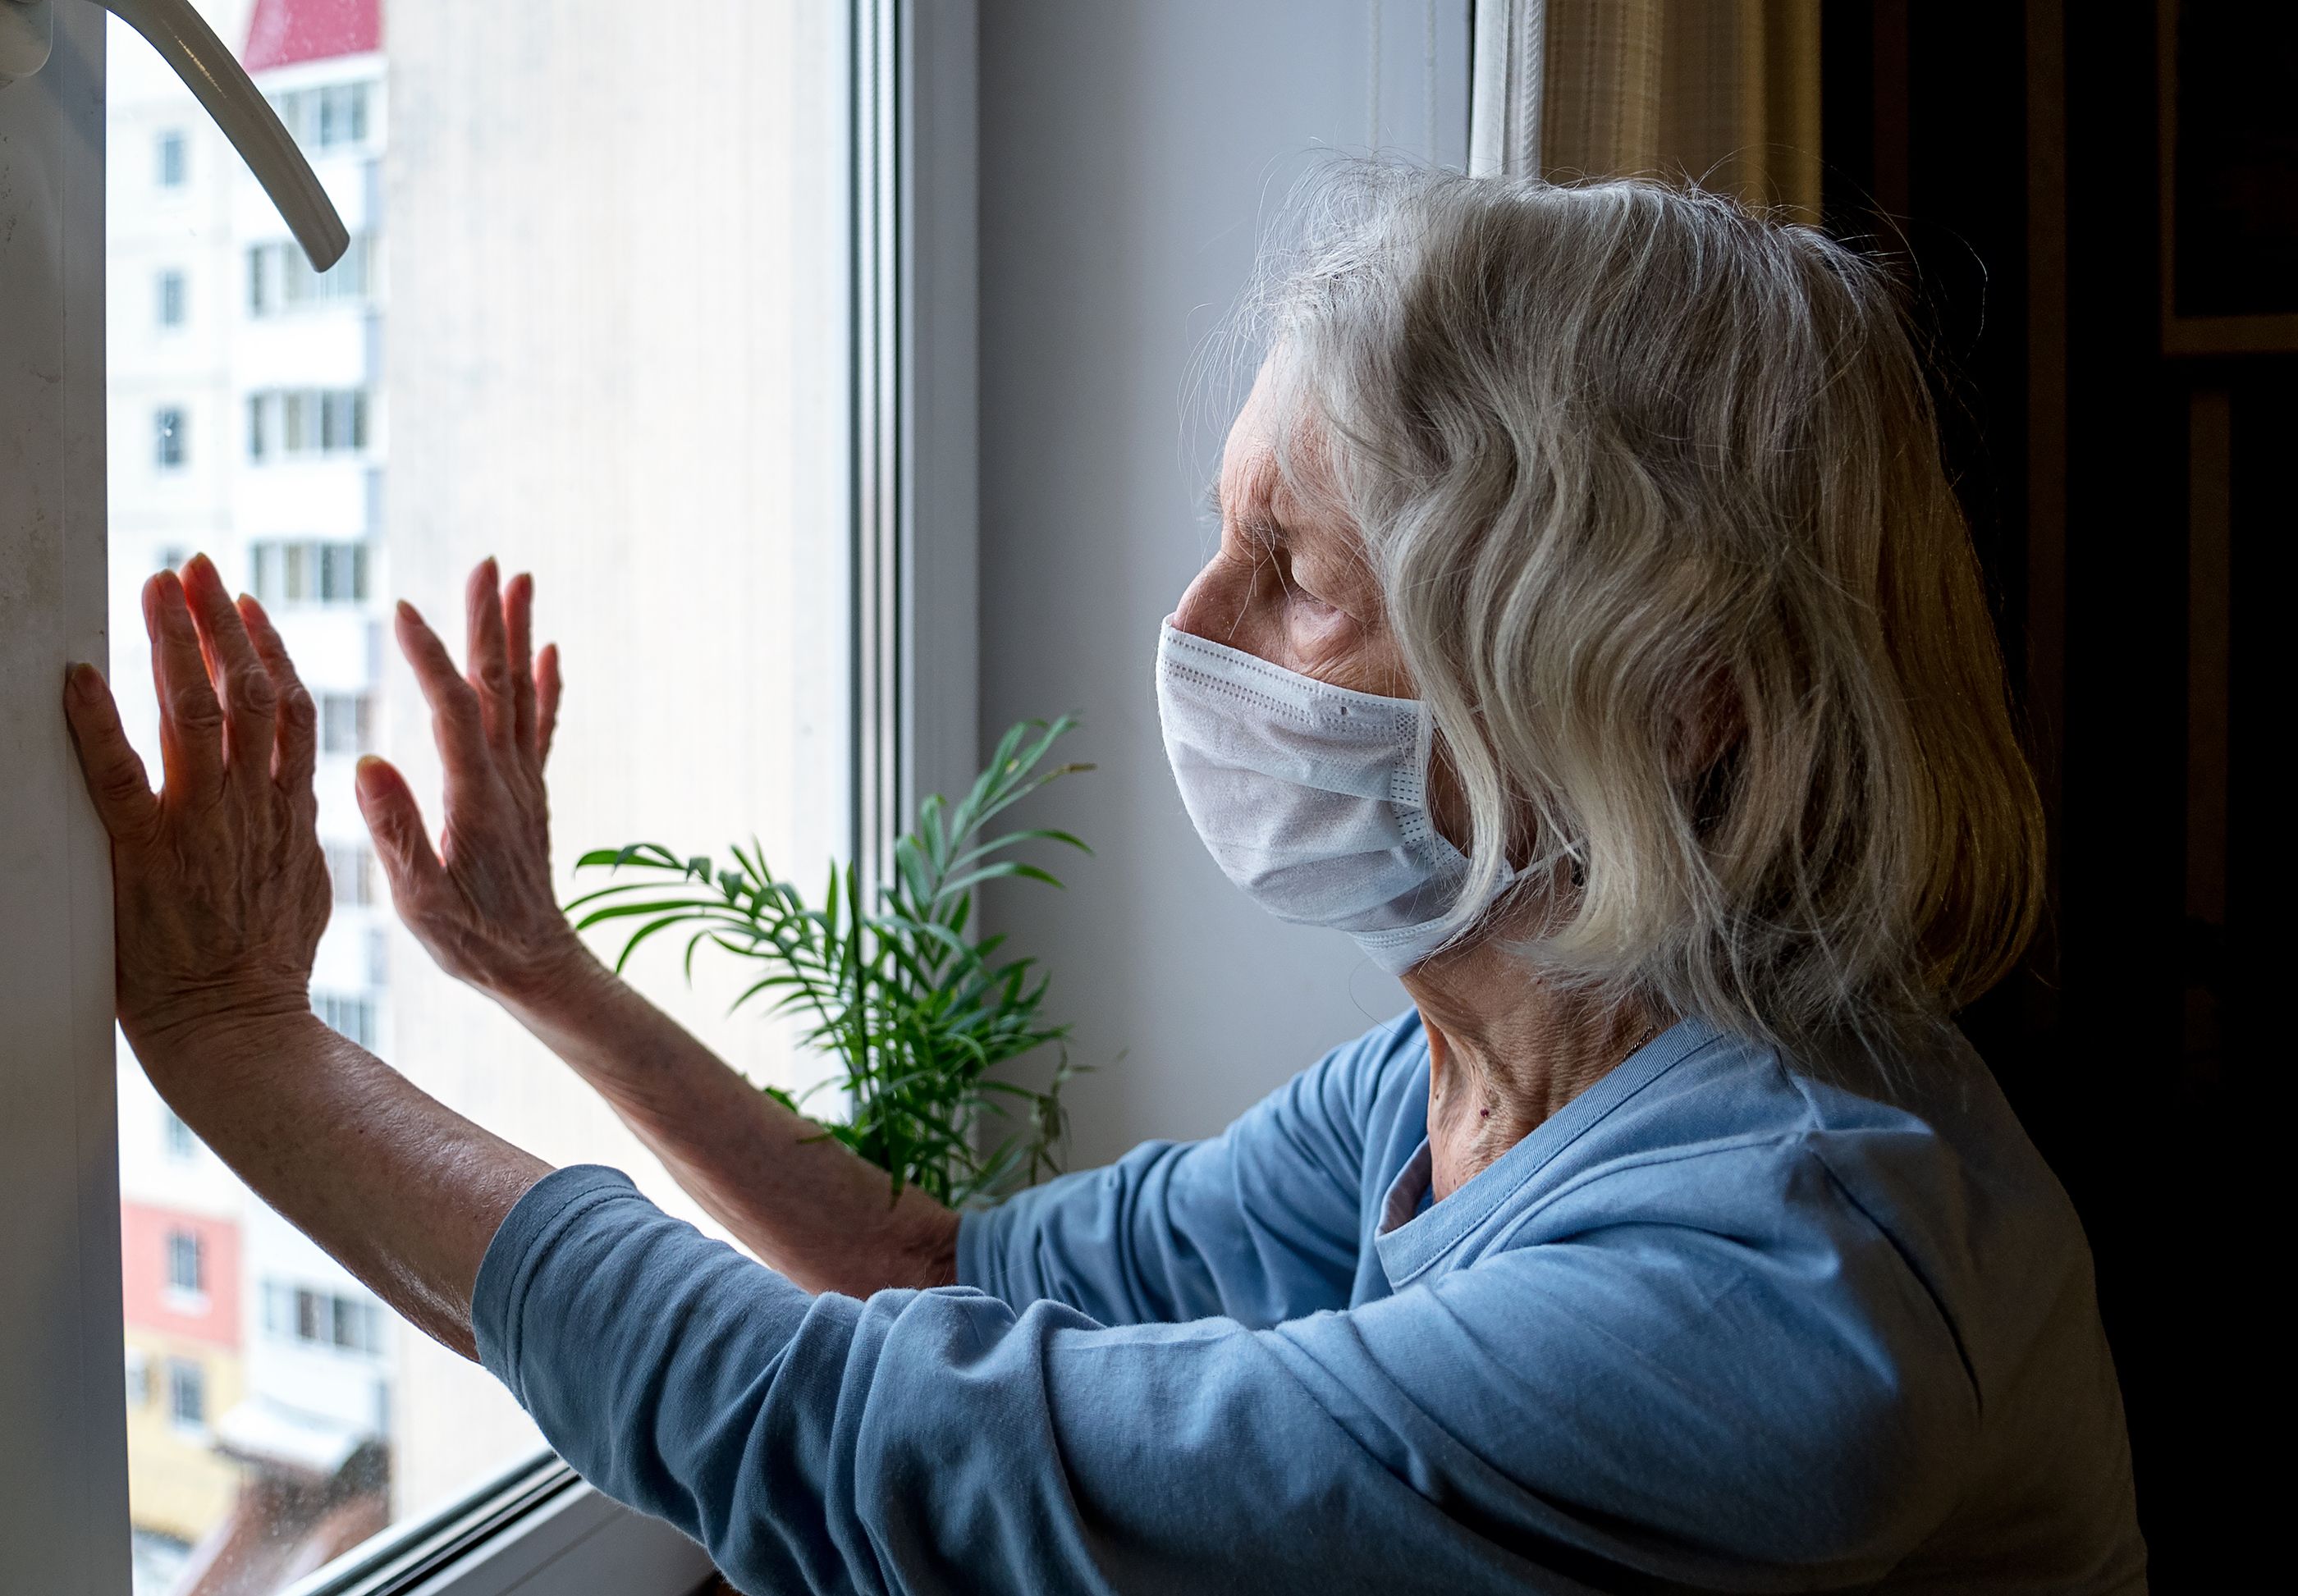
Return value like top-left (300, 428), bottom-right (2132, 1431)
top-left (155, 130), bottom-right (186, 189)
top-left (263, 1282), bottom-right (387, 1356)
top-left (248, 234), bottom-right (373, 316)
top-left (326, 844), bottom-right (376, 907)
top-left (166, 1359), bottom-right (205, 1433)
top-left (314, 992), bottom-right (377, 1050)
top-left (247, 388), bottom-right (371, 460)
top-left (153, 407), bottom-right (186, 470)
top-left (250, 538), bottom-right (371, 606)
top-left (163, 1228), bottom-right (204, 1296)
top-left (162, 1109), bottom-right (197, 1161)
top-left (270, 82), bottom-right (373, 153)
top-left (125, 1350), bottom-right (150, 1410)
top-left (157, 270), bottom-right (186, 329)
top-left (318, 693), bottom-right (373, 755)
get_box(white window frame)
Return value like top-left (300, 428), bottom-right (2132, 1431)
top-left (0, 2), bottom-right (972, 1592)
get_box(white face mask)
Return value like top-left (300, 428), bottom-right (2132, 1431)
top-left (1155, 619), bottom-right (1509, 975)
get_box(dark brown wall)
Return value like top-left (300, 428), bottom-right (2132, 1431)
top-left (1826, 2), bottom-right (2284, 1582)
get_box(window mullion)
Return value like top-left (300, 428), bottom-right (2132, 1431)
top-left (0, 6), bottom-right (134, 1592)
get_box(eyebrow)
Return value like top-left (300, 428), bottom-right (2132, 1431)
top-left (1208, 479), bottom-right (1290, 552)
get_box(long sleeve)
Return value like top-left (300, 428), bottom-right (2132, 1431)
top-left (955, 1014), bottom-right (1424, 1327)
top-left (474, 1157), bottom-right (1978, 1596)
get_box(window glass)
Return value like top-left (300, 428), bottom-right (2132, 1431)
top-left (325, 842), bottom-right (374, 905)
top-left (153, 407), bottom-right (185, 469)
top-left (249, 234), bottom-right (373, 315)
top-left (168, 1361), bottom-right (208, 1433)
top-left (105, 3), bottom-right (851, 1591)
top-left (165, 1231), bottom-right (205, 1296)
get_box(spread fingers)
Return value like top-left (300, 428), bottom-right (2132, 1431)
top-left (147, 570), bottom-right (226, 805)
top-left (465, 557), bottom-right (515, 750)
top-left (396, 599), bottom-right (488, 781)
top-left (180, 554), bottom-right (277, 784)
top-left (238, 593), bottom-right (318, 798)
top-left (535, 643), bottom-right (563, 769)
top-left (505, 571), bottom-right (538, 757)
top-left (62, 665), bottom-right (160, 844)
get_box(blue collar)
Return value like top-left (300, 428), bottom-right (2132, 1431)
top-left (1373, 1017), bottom-right (1724, 1290)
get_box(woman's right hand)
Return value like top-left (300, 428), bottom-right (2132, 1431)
top-left (356, 558), bottom-right (596, 1004)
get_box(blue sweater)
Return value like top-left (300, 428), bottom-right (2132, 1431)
top-left (473, 1013), bottom-right (2145, 1594)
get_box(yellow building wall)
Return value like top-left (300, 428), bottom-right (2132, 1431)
top-left (124, 1329), bottom-right (245, 1548)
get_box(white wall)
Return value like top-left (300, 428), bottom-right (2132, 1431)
top-left (973, 0), bottom-right (1470, 1168)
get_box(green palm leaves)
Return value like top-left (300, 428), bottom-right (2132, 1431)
top-left (567, 719), bottom-right (1092, 1209)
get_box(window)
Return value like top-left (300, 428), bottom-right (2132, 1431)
top-left (250, 537), bottom-right (370, 604)
top-left (154, 129), bottom-right (185, 188)
top-left (271, 81), bottom-right (372, 152)
top-left (166, 1359), bottom-right (205, 1433)
top-left (264, 1281), bottom-right (387, 1356)
top-left (246, 386), bottom-right (370, 460)
top-left (125, 1351), bottom-right (150, 1410)
top-left (319, 691), bottom-right (373, 754)
top-left (314, 992), bottom-right (378, 1050)
top-left (248, 232), bottom-right (373, 315)
top-left (327, 842), bottom-right (376, 906)
top-left (163, 1228), bottom-right (204, 1296)
top-left (162, 1109), bottom-right (197, 1161)
top-left (157, 269), bottom-right (185, 328)
top-left (15, 3), bottom-right (869, 1589)
top-left (153, 405), bottom-right (185, 469)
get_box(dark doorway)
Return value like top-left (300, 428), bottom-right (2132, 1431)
top-left (1824, 2), bottom-right (2283, 1585)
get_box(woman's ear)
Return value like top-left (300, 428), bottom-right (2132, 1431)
top-left (1425, 731), bottom-right (1542, 874)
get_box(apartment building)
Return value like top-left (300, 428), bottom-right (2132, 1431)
top-left (108, 2), bottom-right (393, 1586)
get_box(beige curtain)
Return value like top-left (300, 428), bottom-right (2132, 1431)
top-left (1472, 0), bottom-right (1823, 218)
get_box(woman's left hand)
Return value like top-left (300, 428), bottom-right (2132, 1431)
top-left (62, 555), bottom-right (331, 1057)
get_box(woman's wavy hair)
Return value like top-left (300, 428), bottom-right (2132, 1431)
top-left (1234, 163), bottom-right (2044, 1066)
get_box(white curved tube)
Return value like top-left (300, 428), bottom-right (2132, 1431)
top-left (103, 0), bottom-right (348, 270)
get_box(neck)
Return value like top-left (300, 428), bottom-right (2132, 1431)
top-left (1402, 937), bottom-right (1664, 1201)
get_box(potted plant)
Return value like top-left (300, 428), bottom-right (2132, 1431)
top-left (567, 719), bottom-right (1092, 1207)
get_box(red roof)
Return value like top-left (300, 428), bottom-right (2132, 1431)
top-left (243, 0), bottom-right (381, 72)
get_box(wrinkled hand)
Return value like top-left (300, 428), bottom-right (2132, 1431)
top-left (63, 556), bottom-right (331, 1050)
top-left (355, 558), bottom-right (590, 1002)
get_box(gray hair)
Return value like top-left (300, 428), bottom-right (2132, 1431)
top-left (1235, 164), bottom-right (2044, 1063)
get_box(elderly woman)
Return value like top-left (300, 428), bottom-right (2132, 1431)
top-left (66, 172), bottom-right (2143, 1594)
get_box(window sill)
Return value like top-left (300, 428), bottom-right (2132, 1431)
top-left (283, 1454), bottom-right (716, 1596)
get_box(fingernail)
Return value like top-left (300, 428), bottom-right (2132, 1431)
top-left (186, 551), bottom-right (215, 578)
top-left (396, 599), bottom-right (420, 624)
top-left (66, 662), bottom-right (99, 699)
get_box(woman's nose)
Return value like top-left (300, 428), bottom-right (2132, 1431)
top-left (1171, 552), bottom-right (1247, 646)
